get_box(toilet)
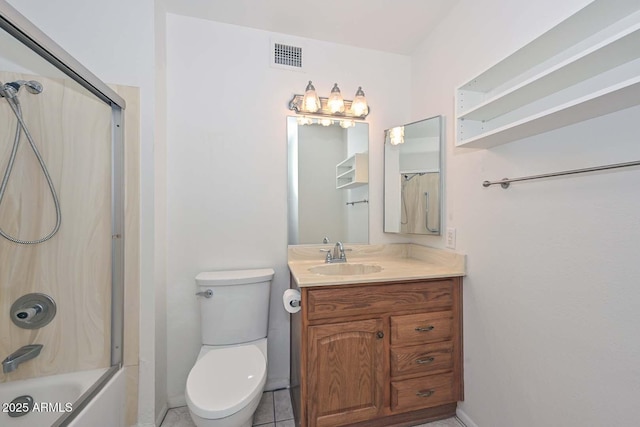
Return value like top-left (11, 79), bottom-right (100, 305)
top-left (186, 268), bottom-right (274, 427)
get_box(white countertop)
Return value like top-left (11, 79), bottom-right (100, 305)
top-left (288, 243), bottom-right (466, 287)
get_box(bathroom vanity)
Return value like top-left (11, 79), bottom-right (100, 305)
top-left (288, 244), bottom-right (465, 427)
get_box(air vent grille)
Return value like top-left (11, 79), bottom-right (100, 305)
top-left (274, 43), bottom-right (302, 68)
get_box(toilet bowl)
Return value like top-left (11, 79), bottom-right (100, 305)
top-left (186, 339), bottom-right (267, 427)
top-left (185, 268), bottom-right (274, 427)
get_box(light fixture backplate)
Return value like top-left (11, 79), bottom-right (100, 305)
top-left (288, 94), bottom-right (370, 119)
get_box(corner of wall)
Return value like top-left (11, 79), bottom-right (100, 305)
top-left (456, 407), bottom-right (480, 427)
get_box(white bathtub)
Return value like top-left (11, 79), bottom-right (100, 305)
top-left (0, 367), bottom-right (121, 427)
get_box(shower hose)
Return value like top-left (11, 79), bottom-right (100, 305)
top-left (0, 86), bottom-right (61, 244)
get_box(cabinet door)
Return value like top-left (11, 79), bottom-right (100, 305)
top-left (307, 319), bottom-right (385, 427)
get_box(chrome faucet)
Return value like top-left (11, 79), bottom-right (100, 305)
top-left (2, 344), bottom-right (43, 374)
top-left (333, 242), bottom-right (346, 262)
top-left (321, 242), bottom-right (349, 263)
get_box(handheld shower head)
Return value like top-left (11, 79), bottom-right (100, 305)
top-left (1, 80), bottom-right (43, 98)
top-left (22, 81), bottom-right (43, 95)
top-left (14, 80), bottom-right (43, 95)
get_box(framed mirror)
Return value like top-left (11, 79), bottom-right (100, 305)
top-left (384, 116), bottom-right (443, 235)
top-left (287, 117), bottom-right (369, 244)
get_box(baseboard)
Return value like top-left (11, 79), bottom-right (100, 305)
top-left (155, 402), bottom-right (168, 427)
top-left (167, 395), bottom-right (186, 409)
top-left (265, 378), bottom-right (290, 391)
top-left (456, 408), bottom-right (479, 427)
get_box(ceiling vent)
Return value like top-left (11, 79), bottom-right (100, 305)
top-left (271, 41), bottom-right (304, 71)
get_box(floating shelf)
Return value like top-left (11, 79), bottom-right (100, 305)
top-left (336, 153), bottom-right (368, 189)
top-left (455, 0), bottom-right (640, 148)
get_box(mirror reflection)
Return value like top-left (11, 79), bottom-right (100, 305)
top-left (384, 116), bottom-right (443, 235)
top-left (288, 117), bottom-right (369, 244)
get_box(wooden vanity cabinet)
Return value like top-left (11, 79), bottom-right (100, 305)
top-left (290, 277), bottom-right (463, 427)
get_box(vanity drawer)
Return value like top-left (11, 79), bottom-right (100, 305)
top-left (306, 280), bottom-right (453, 320)
top-left (391, 372), bottom-right (455, 412)
top-left (390, 311), bottom-right (453, 345)
top-left (390, 341), bottom-right (453, 377)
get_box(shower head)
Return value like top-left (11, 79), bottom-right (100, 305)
top-left (22, 80), bottom-right (43, 94)
top-left (1, 80), bottom-right (43, 99)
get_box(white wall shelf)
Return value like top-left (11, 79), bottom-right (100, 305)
top-left (336, 153), bottom-right (368, 189)
top-left (455, 0), bottom-right (640, 149)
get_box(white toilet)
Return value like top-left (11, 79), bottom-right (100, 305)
top-left (186, 268), bottom-right (274, 427)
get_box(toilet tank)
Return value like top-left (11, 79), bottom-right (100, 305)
top-left (196, 268), bottom-right (274, 345)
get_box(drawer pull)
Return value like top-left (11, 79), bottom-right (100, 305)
top-left (376, 331), bottom-right (384, 339)
top-left (416, 389), bottom-right (435, 398)
top-left (415, 325), bottom-right (435, 332)
top-left (416, 356), bottom-right (435, 365)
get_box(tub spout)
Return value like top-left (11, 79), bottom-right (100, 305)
top-left (2, 344), bottom-right (43, 374)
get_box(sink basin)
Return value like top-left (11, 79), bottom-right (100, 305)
top-left (308, 263), bottom-right (382, 276)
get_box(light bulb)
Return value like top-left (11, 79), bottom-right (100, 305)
top-left (319, 118), bottom-right (333, 126)
top-left (389, 126), bottom-right (404, 145)
top-left (340, 119), bottom-right (355, 129)
top-left (301, 80), bottom-right (321, 113)
top-left (350, 86), bottom-right (369, 117)
top-left (297, 116), bottom-right (313, 125)
top-left (327, 83), bottom-right (345, 113)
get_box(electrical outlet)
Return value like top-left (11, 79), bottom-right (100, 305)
top-left (446, 227), bottom-right (456, 249)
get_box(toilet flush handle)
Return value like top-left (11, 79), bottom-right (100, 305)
top-left (195, 289), bottom-right (213, 298)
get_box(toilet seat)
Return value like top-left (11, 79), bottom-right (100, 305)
top-left (186, 344), bottom-right (266, 420)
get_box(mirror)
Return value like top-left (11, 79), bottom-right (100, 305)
top-left (384, 116), bottom-right (443, 235)
top-left (288, 117), bottom-right (369, 244)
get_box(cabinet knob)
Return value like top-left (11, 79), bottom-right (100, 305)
top-left (415, 325), bottom-right (435, 332)
top-left (376, 331), bottom-right (384, 339)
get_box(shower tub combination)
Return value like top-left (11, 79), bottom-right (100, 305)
top-left (0, 1), bottom-right (127, 426)
top-left (0, 368), bottom-right (125, 427)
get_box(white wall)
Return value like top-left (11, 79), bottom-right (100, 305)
top-left (5, 1), bottom-right (158, 425)
top-left (410, 1), bottom-right (640, 426)
top-left (165, 13), bottom-right (411, 404)
top-left (154, 1), bottom-right (169, 424)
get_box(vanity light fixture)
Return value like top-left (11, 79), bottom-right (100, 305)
top-left (289, 81), bottom-right (370, 120)
top-left (296, 116), bottom-right (313, 126)
top-left (301, 80), bottom-right (321, 113)
top-left (350, 86), bottom-right (369, 117)
top-left (327, 83), bottom-right (345, 113)
top-left (295, 116), bottom-right (356, 128)
top-left (388, 126), bottom-right (405, 145)
top-left (339, 119), bottom-right (355, 129)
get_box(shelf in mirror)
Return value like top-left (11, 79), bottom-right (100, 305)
top-left (336, 153), bottom-right (368, 189)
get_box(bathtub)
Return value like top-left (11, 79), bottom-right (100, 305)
top-left (0, 367), bottom-right (123, 427)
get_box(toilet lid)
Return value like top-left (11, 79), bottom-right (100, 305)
top-left (186, 345), bottom-right (266, 419)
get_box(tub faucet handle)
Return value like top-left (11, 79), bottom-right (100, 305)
top-left (15, 304), bottom-right (43, 321)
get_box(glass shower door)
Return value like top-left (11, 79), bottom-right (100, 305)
top-left (0, 5), bottom-right (125, 425)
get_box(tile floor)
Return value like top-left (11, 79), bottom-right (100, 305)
top-left (160, 389), bottom-right (464, 427)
